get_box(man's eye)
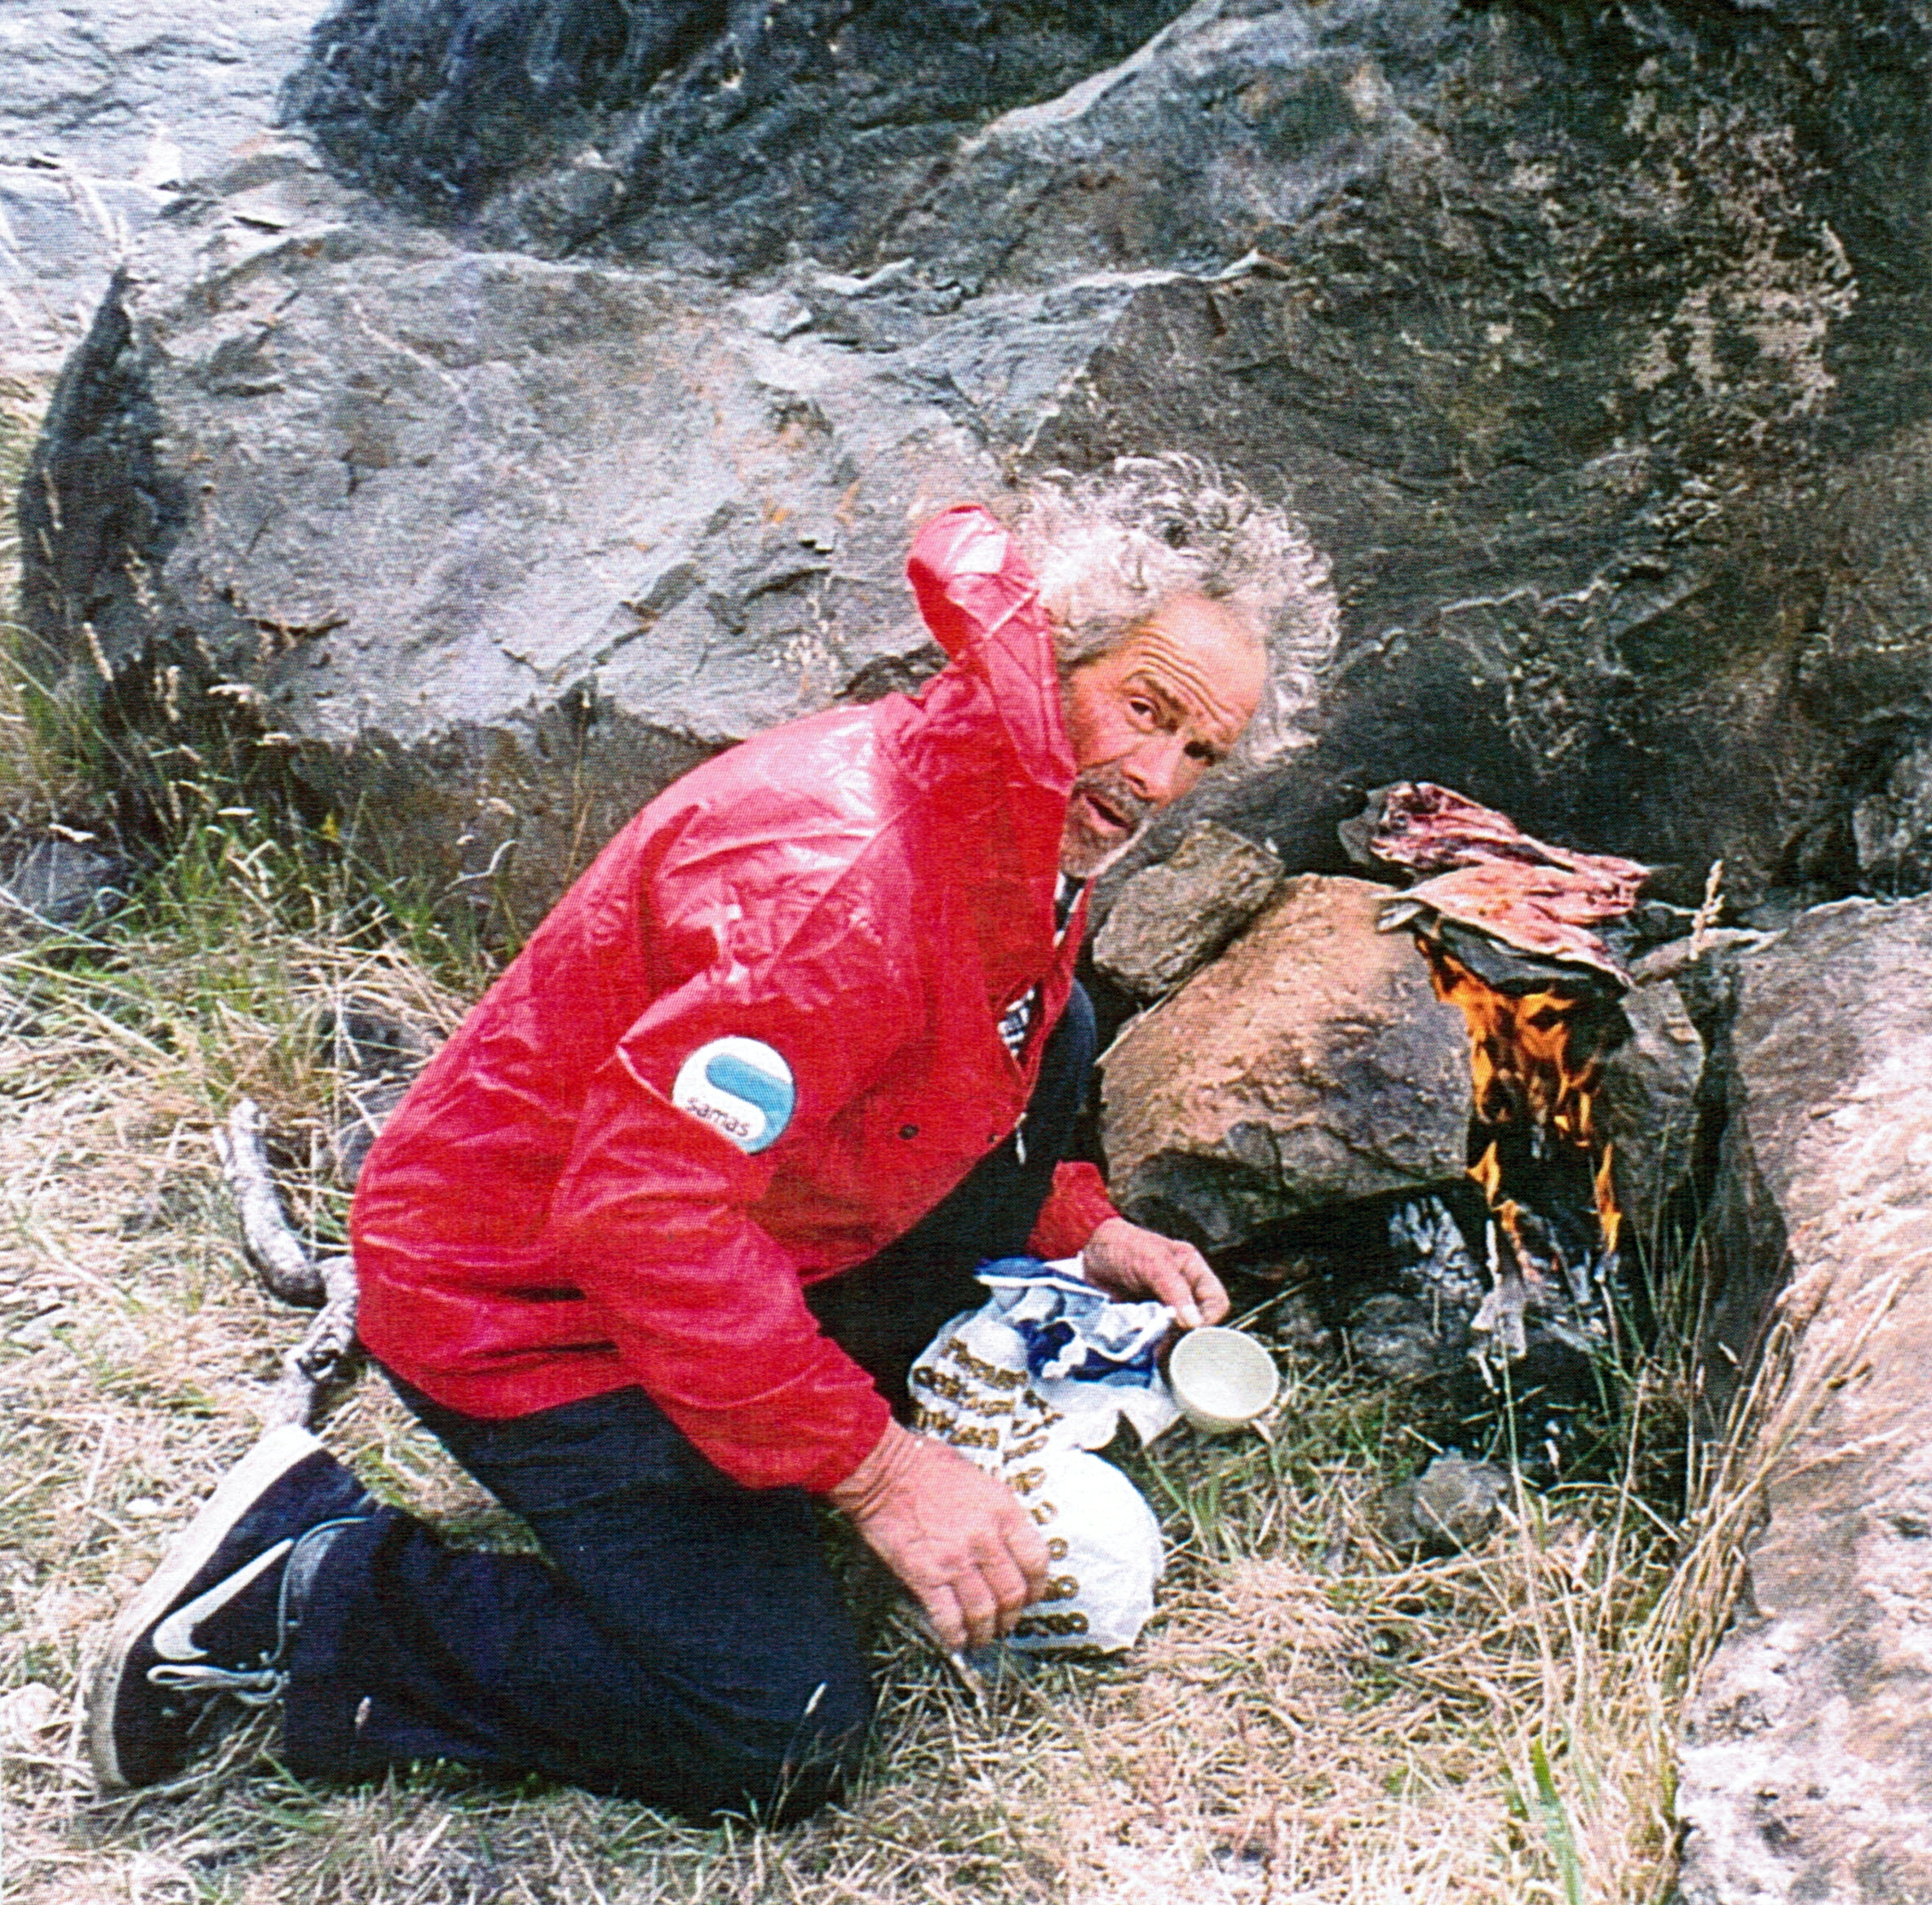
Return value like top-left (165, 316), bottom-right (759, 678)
top-left (1127, 698), bottom-right (1159, 724)
top-left (1185, 740), bottom-right (1221, 765)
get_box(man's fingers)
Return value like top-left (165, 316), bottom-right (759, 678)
top-left (920, 1545), bottom-right (1039, 1651)
top-left (1181, 1253), bottom-right (1230, 1326)
top-left (950, 1567), bottom-right (1003, 1650)
top-left (1138, 1256), bottom-right (1206, 1327)
top-left (919, 1580), bottom-right (969, 1652)
top-left (1162, 1243), bottom-right (1229, 1327)
top-left (1085, 1220), bottom-right (1234, 1328)
top-left (978, 1548), bottom-right (1035, 1629)
top-left (1002, 1510), bottom-right (1050, 1592)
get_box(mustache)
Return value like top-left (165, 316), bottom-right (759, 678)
top-left (1070, 765), bottom-right (1154, 834)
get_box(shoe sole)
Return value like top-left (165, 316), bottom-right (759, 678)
top-left (88, 1424), bottom-right (322, 1790)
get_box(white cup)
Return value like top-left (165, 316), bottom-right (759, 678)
top-left (1167, 1327), bottom-right (1279, 1434)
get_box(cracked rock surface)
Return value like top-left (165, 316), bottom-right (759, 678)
top-left (0, 0), bottom-right (332, 378)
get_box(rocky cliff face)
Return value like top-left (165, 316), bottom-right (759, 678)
top-left (17, 0), bottom-right (1932, 925)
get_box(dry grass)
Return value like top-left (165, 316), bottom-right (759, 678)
top-left (0, 851), bottom-right (1711, 1905)
top-left (0, 366), bottom-right (1766, 1904)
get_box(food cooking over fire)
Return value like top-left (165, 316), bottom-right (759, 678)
top-left (1347, 782), bottom-right (1651, 1378)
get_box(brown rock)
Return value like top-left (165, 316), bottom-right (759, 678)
top-left (1092, 821), bottom-right (1284, 1000)
top-left (1675, 895), bottom-right (1932, 1904)
top-left (1099, 875), bottom-right (1473, 1250)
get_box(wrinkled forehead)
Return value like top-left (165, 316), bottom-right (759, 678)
top-left (1114, 595), bottom-right (1266, 739)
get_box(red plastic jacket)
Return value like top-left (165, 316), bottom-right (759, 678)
top-left (352, 507), bottom-right (1119, 1492)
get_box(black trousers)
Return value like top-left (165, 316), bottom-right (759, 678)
top-left (281, 986), bottom-right (1097, 1821)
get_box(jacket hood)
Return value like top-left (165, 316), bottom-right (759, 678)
top-left (893, 505), bottom-right (1076, 1013)
top-left (905, 504), bottom-right (1074, 800)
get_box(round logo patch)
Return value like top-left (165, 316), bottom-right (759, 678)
top-left (671, 1038), bottom-right (795, 1154)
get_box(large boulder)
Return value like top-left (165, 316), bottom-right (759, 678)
top-left (1098, 874), bottom-right (1473, 1248)
top-left (16, 148), bottom-right (1031, 924)
top-left (1675, 895), bottom-right (1932, 1903)
top-left (18, 0), bottom-right (1932, 929)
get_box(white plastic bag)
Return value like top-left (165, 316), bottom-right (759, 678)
top-left (906, 1260), bottom-right (1172, 1654)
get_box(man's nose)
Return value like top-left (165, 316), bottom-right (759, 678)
top-left (1123, 732), bottom-right (1195, 807)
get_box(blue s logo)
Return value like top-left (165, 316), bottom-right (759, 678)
top-left (671, 1039), bottom-right (795, 1154)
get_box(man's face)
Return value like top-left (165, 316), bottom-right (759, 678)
top-left (1057, 593), bottom-right (1266, 879)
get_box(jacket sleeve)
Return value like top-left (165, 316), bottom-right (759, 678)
top-left (542, 897), bottom-right (914, 1495)
top-left (1026, 1162), bottom-right (1121, 1260)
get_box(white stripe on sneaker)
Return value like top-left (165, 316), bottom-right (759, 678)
top-left (150, 1539), bottom-right (295, 1662)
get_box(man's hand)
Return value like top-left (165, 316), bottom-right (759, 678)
top-left (829, 1422), bottom-right (1049, 1651)
top-left (1082, 1216), bottom-right (1229, 1329)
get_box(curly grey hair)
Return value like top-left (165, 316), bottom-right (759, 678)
top-left (1008, 454), bottom-right (1338, 759)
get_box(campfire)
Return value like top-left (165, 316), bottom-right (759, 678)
top-left (1419, 941), bottom-right (1626, 1367)
top-left (1349, 783), bottom-right (1650, 1384)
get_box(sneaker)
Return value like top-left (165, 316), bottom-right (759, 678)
top-left (88, 1424), bottom-right (374, 1790)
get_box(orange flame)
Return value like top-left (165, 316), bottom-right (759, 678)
top-left (1420, 946), bottom-right (1604, 1142)
top-left (1429, 945), bottom-right (1622, 1264)
top-left (1594, 1141), bottom-right (1621, 1259)
top-left (1469, 1141), bottom-right (1503, 1203)
top-left (1466, 1140), bottom-right (1544, 1283)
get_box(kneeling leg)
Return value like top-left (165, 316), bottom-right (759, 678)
top-left (281, 1386), bottom-right (873, 1822)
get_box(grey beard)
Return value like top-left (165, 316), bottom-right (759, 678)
top-left (1059, 766), bottom-right (1154, 878)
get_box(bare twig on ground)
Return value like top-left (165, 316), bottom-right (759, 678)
top-left (213, 1096), bottom-right (359, 1427)
top-left (213, 1099), bottom-right (324, 1305)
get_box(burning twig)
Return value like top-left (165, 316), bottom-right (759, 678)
top-left (214, 1098), bottom-right (360, 1427)
top-left (1469, 1180), bottom-right (1531, 1370)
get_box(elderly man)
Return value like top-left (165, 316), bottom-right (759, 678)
top-left (89, 456), bottom-right (1335, 1820)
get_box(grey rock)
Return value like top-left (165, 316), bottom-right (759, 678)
top-left (1, 167), bottom-right (167, 374)
top-left (330, 1074), bottom-right (414, 1188)
top-left (1093, 820), bottom-right (1283, 1000)
top-left (0, 0), bottom-right (333, 376)
top-left (285, 0), bottom-right (1190, 269)
top-left (1674, 895), bottom-right (1932, 1904)
top-left (1098, 875), bottom-right (1472, 1250)
top-left (316, 1004), bottom-right (438, 1185)
top-left (1599, 974), bottom-right (1705, 1262)
top-left (1853, 730), bottom-right (1932, 896)
top-left (1265, 1284), bottom-right (1334, 1361)
top-left (1009, 3), bottom-right (1932, 917)
top-left (1376, 1457), bottom-right (1509, 1557)
top-left (0, 829), bottom-right (128, 930)
top-left (18, 152), bottom-right (1033, 926)
top-left (1347, 1291), bottom-right (1465, 1389)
